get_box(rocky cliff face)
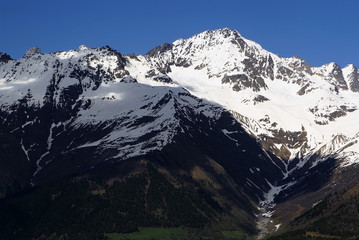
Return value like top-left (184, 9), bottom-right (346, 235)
top-left (24, 47), bottom-right (41, 57)
top-left (343, 64), bottom-right (359, 92)
top-left (0, 52), bottom-right (12, 63)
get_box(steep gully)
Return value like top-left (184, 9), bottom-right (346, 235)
top-left (256, 167), bottom-right (289, 238)
top-left (254, 152), bottom-right (338, 238)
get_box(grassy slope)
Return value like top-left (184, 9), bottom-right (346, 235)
top-left (267, 182), bottom-right (359, 240)
top-left (107, 227), bottom-right (247, 240)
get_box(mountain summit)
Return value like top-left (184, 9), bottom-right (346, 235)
top-left (142, 28), bottom-right (359, 165)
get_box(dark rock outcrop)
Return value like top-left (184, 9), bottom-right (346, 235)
top-left (222, 74), bottom-right (267, 92)
top-left (146, 43), bottom-right (173, 58)
top-left (0, 52), bottom-right (12, 63)
top-left (25, 47), bottom-right (41, 56)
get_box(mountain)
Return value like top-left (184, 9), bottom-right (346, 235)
top-left (0, 28), bottom-right (359, 239)
top-left (0, 44), bottom-right (282, 197)
top-left (143, 27), bottom-right (359, 198)
top-left (0, 43), bottom-right (283, 239)
top-left (144, 28), bottom-right (359, 165)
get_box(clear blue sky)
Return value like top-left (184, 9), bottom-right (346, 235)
top-left (1, 0), bottom-right (358, 67)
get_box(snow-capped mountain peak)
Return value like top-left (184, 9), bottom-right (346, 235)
top-left (77, 44), bottom-right (89, 51)
top-left (1, 28), bottom-right (359, 205)
top-left (139, 28), bottom-right (359, 169)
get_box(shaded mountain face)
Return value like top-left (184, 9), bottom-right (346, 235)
top-left (1, 28), bottom-right (359, 239)
top-left (0, 44), bottom-right (284, 202)
top-left (0, 43), bottom-right (287, 239)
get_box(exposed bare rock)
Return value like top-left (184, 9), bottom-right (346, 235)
top-left (343, 64), bottom-right (359, 92)
top-left (0, 52), bottom-right (12, 63)
top-left (25, 47), bottom-right (41, 56)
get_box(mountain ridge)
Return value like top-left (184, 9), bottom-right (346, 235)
top-left (1, 27), bottom-right (359, 199)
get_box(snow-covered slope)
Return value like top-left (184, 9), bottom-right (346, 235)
top-left (0, 46), bottom-right (224, 166)
top-left (140, 28), bottom-right (359, 169)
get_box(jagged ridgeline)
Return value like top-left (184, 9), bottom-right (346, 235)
top-left (1, 28), bottom-right (359, 239)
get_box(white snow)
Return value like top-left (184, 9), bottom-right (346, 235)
top-left (260, 179), bottom-right (297, 206)
top-left (20, 139), bottom-right (30, 161)
top-left (274, 224), bottom-right (281, 231)
top-left (33, 151), bottom-right (49, 176)
top-left (221, 129), bottom-right (238, 142)
top-left (47, 122), bottom-right (61, 150)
